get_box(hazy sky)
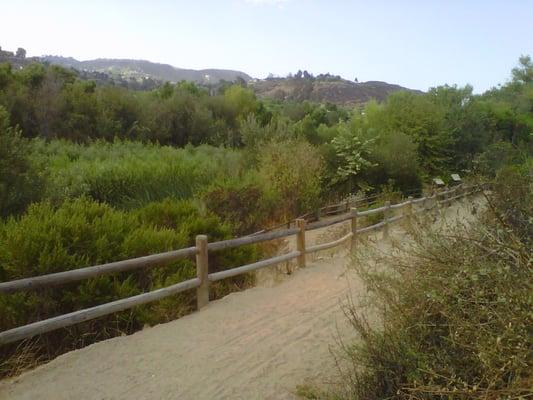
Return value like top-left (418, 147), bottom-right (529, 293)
top-left (1, 0), bottom-right (531, 92)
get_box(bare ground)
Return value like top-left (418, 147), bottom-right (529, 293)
top-left (0, 196), bottom-right (484, 400)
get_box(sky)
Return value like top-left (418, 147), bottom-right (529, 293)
top-left (1, 0), bottom-right (532, 93)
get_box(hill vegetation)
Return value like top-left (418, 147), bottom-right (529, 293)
top-left (1, 46), bottom-right (418, 104)
top-left (0, 46), bottom-right (251, 85)
top-left (39, 55), bottom-right (252, 84)
top-left (0, 53), bottom-right (531, 376)
top-left (251, 73), bottom-right (419, 105)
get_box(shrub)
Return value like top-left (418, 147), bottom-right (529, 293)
top-left (0, 106), bottom-right (42, 217)
top-left (359, 183), bottom-right (404, 227)
top-left (0, 197), bottom-right (257, 376)
top-left (330, 180), bottom-right (532, 399)
top-left (490, 160), bottom-right (532, 242)
top-left (473, 141), bottom-right (522, 177)
top-left (258, 140), bottom-right (324, 219)
top-left (327, 123), bottom-right (376, 191)
top-left (202, 178), bottom-right (275, 235)
top-left (365, 132), bottom-right (422, 193)
top-left (29, 140), bottom-right (245, 209)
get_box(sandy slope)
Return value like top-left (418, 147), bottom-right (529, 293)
top-left (0, 195), bottom-right (484, 400)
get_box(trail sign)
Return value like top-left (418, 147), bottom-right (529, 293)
top-left (433, 178), bottom-right (445, 187)
top-left (451, 173), bottom-right (461, 183)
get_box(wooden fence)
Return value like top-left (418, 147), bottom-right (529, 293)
top-left (0, 184), bottom-right (483, 345)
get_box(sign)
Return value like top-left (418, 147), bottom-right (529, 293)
top-left (433, 178), bottom-right (445, 186)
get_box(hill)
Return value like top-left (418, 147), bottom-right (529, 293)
top-left (39, 56), bottom-right (252, 84)
top-left (250, 75), bottom-right (421, 105)
top-left (1, 46), bottom-right (419, 102)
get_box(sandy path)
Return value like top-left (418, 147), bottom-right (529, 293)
top-left (0, 196), bottom-right (483, 400)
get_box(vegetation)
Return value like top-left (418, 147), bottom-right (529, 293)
top-left (0, 197), bottom-right (257, 376)
top-left (28, 140), bottom-right (245, 208)
top-left (252, 71), bottom-right (413, 105)
top-left (295, 56), bottom-right (532, 397)
top-left (0, 108), bottom-right (41, 217)
top-left (0, 54), bottom-right (531, 376)
top-left (296, 156), bottom-right (531, 400)
top-left (304, 161), bottom-right (531, 400)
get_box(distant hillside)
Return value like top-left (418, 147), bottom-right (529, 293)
top-left (39, 56), bottom-right (252, 84)
top-left (250, 74), bottom-right (421, 105)
top-left (1, 46), bottom-right (419, 103)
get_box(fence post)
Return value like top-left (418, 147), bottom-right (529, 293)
top-left (435, 189), bottom-right (442, 209)
top-left (296, 218), bottom-right (306, 269)
top-left (315, 208), bottom-right (321, 221)
top-left (383, 201), bottom-right (391, 239)
top-left (458, 184), bottom-right (465, 199)
top-left (196, 235), bottom-right (209, 310)
top-left (407, 196), bottom-right (413, 224)
top-left (345, 199), bottom-right (350, 213)
top-left (350, 207), bottom-right (358, 252)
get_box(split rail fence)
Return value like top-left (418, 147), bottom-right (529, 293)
top-left (0, 184), bottom-right (483, 345)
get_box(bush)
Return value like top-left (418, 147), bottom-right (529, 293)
top-left (359, 183), bottom-right (404, 227)
top-left (490, 160), bottom-right (532, 243)
top-left (202, 178), bottom-right (275, 235)
top-left (473, 141), bottom-right (522, 177)
top-left (29, 140), bottom-right (245, 209)
top-left (0, 197), bottom-right (257, 376)
top-left (258, 140), bottom-right (324, 219)
top-left (365, 132), bottom-right (422, 193)
top-left (0, 106), bottom-right (42, 217)
top-left (330, 180), bottom-right (532, 399)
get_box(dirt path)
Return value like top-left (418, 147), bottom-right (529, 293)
top-left (0, 196), bottom-right (484, 400)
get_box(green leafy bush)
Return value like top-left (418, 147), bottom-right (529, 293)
top-left (203, 178), bottom-right (275, 235)
top-left (0, 106), bottom-right (42, 217)
top-left (473, 141), bottom-right (522, 177)
top-left (29, 140), bottom-right (245, 209)
top-left (0, 197), bottom-right (257, 376)
top-left (258, 140), bottom-right (324, 219)
top-left (365, 132), bottom-right (422, 193)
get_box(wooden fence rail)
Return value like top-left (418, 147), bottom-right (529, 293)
top-left (0, 247), bottom-right (198, 294)
top-left (0, 184), bottom-right (482, 345)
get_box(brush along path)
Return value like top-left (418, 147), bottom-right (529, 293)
top-left (0, 196), bottom-right (484, 400)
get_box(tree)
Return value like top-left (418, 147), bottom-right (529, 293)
top-left (375, 91), bottom-right (453, 174)
top-left (511, 55), bottom-right (532, 84)
top-left (16, 47), bottom-right (26, 58)
top-left (428, 84), bottom-right (489, 169)
top-left (222, 85), bottom-right (258, 130)
top-left (366, 131), bottom-right (422, 192)
top-left (235, 76), bottom-right (247, 87)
